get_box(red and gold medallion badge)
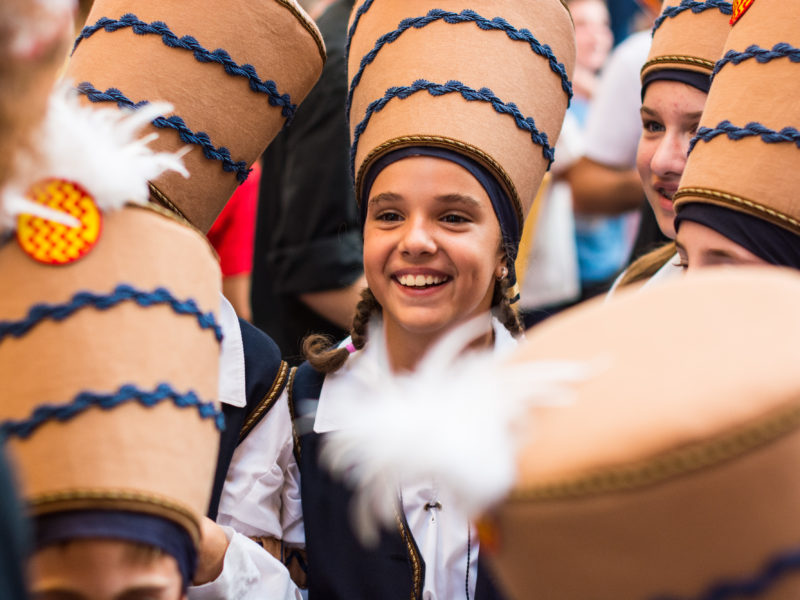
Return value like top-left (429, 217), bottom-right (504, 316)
top-left (730, 0), bottom-right (755, 25)
top-left (16, 179), bottom-right (102, 265)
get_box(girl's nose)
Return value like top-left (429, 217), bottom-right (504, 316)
top-left (398, 217), bottom-right (437, 256)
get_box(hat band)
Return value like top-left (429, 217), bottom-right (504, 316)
top-left (35, 510), bottom-right (197, 589)
top-left (712, 42), bottom-right (800, 80)
top-left (675, 202), bottom-right (800, 268)
top-left (688, 120), bottom-right (800, 155)
top-left (641, 67), bottom-right (712, 98)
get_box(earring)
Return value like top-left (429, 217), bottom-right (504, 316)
top-left (497, 266), bottom-right (508, 280)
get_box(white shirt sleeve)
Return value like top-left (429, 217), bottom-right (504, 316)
top-left (583, 30), bottom-right (652, 168)
top-left (188, 527), bottom-right (302, 600)
top-left (189, 389), bottom-right (303, 598)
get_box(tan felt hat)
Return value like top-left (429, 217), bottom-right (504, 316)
top-left (642, 0), bottom-right (733, 81)
top-left (675, 0), bottom-right (800, 234)
top-left (0, 204), bottom-right (222, 545)
top-left (484, 268), bottom-right (800, 599)
top-left (346, 0), bottom-right (575, 225)
top-left (66, 0), bottom-right (326, 232)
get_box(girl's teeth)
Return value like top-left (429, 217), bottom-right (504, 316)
top-left (398, 275), bottom-right (445, 287)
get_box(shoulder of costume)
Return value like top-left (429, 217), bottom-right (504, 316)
top-left (235, 319), bottom-right (290, 445)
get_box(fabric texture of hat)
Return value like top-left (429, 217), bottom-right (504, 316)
top-left (488, 268), bottom-right (800, 599)
top-left (642, 0), bottom-right (733, 86)
top-left (674, 0), bottom-right (800, 235)
top-left (0, 87), bottom-right (223, 548)
top-left (346, 0), bottom-right (576, 226)
top-left (66, 0), bottom-right (326, 232)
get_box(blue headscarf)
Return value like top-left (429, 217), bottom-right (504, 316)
top-left (35, 510), bottom-right (197, 589)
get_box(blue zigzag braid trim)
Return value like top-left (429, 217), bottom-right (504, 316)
top-left (77, 82), bottom-right (251, 182)
top-left (650, 545), bottom-right (800, 600)
top-left (0, 284), bottom-right (224, 344)
top-left (346, 8), bottom-right (572, 122)
top-left (0, 383), bottom-right (225, 441)
top-left (350, 79), bottom-right (554, 177)
top-left (713, 43), bottom-right (800, 78)
top-left (72, 13), bottom-right (297, 124)
top-left (652, 0), bottom-right (733, 33)
top-left (688, 120), bottom-right (800, 154)
top-left (345, 0), bottom-right (376, 73)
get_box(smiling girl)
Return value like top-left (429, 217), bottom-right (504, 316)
top-left (199, 1), bottom-right (574, 598)
top-left (612, 0), bottom-right (732, 290)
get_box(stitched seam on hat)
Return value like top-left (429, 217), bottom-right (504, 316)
top-left (72, 13), bottom-right (297, 124)
top-left (345, 0), bottom-right (376, 72)
top-left (239, 361), bottom-right (290, 442)
top-left (273, 0), bottom-right (327, 65)
top-left (654, 549), bottom-right (800, 600)
top-left (346, 9), bottom-right (573, 123)
top-left (641, 55), bottom-right (715, 76)
top-left (713, 43), bottom-right (800, 79)
top-left (78, 82), bottom-right (251, 182)
top-left (0, 383), bottom-right (225, 441)
top-left (674, 187), bottom-right (800, 233)
top-left (356, 135), bottom-right (524, 226)
top-left (652, 0), bottom-right (733, 33)
top-left (0, 284), bottom-right (224, 345)
top-left (510, 402), bottom-right (800, 502)
top-left (689, 120), bottom-right (800, 154)
top-left (350, 79), bottom-right (554, 181)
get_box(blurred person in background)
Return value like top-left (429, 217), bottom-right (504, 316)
top-left (564, 0), bottom-right (660, 298)
top-left (251, 0), bottom-right (365, 364)
top-left (519, 0), bottom-right (612, 325)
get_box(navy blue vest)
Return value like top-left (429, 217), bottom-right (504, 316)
top-left (207, 319), bottom-right (289, 520)
top-left (291, 362), bottom-right (508, 600)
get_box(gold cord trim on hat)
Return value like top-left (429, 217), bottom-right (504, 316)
top-left (287, 366), bottom-right (302, 463)
top-left (29, 489), bottom-right (201, 544)
top-left (273, 0), bottom-right (327, 65)
top-left (395, 508), bottom-right (423, 600)
top-left (674, 187), bottom-right (800, 235)
top-left (239, 361), bottom-right (290, 442)
top-left (148, 182), bottom-right (190, 223)
top-left (356, 136), bottom-right (524, 227)
top-left (641, 55), bottom-right (716, 77)
top-left (509, 399), bottom-right (800, 503)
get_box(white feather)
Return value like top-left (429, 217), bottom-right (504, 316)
top-left (320, 316), bottom-right (595, 546)
top-left (1, 82), bottom-right (189, 233)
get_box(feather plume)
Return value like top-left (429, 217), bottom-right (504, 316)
top-left (1, 82), bottom-right (189, 233)
top-left (320, 315), bottom-right (595, 546)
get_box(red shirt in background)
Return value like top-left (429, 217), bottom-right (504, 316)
top-left (207, 162), bottom-right (261, 277)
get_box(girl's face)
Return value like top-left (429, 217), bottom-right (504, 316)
top-left (636, 80), bottom-right (707, 239)
top-left (363, 156), bottom-right (505, 340)
top-left (675, 220), bottom-right (767, 271)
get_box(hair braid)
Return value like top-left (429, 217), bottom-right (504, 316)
top-left (493, 277), bottom-right (524, 336)
top-left (303, 287), bottom-right (381, 374)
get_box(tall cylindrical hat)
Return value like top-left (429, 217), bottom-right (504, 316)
top-left (346, 0), bottom-right (575, 228)
top-left (66, 0), bottom-right (326, 232)
top-left (674, 0), bottom-right (800, 235)
top-left (488, 269), bottom-right (800, 599)
top-left (0, 87), bottom-right (223, 565)
top-left (641, 0), bottom-right (733, 89)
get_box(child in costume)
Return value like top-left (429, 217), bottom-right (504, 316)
top-left (322, 267), bottom-right (800, 600)
top-left (609, 0), bottom-right (732, 290)
top-left (206, 1), bottom-right (575, 598)
top-left (673, 0), bottom-right (800, 270)
top-left (0, 1), bottom-right (324, 598)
